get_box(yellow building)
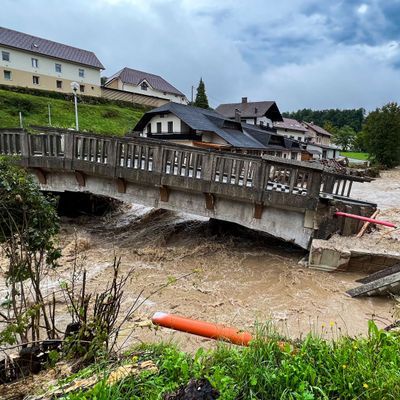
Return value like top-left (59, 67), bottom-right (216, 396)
top-left (0, 27), bottom-right (104, 97)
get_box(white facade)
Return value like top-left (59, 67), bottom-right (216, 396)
top-left (276, 128), bottom-right (307, 142)
top-left (0, 46), bottom-right (101, 84)
top-left (142, 113), bottom-right (189, 135)
top-left (241, 116), bottom-right (273, 128)
top-left (110, 78), bottom-right (188, 104)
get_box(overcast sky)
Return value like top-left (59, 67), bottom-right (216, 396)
top-left (2, 0), bottom-right (400, 111)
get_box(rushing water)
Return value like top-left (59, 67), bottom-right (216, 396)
top-left (48, 203), bottom-right (394, 351)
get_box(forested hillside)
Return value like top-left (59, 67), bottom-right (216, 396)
top-left (283, 108), bottom-right (365, 132)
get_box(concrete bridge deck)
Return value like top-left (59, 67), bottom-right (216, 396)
top-left (0, 127), bottom-right (375, 249)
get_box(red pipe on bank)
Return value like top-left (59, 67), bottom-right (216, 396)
top-left (151, 312), bottom-right (252, 346)
top-left (334, 211), bottom-right (396, 228)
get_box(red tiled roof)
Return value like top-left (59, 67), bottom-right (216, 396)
top-left (274, 117), bottom-right (308, 132)
top-left (302, 121), bottom-right (332, 137)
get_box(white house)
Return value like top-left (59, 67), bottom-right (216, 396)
top-left (0, 26), bottom-right (104, 96)
top-left (273, 117), bottom-right (308, 142)
top-left (104, 67), bottom-right (188, 104)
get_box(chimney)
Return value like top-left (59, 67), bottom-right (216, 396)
top-left (234, 108), bottom-right (241, 122)
top-left (241, 97), bottom-right (248, 103)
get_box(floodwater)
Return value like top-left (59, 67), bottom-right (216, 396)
top-left (1, 169), bottom-right (399, 352)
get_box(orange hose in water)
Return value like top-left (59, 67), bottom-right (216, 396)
top-left (152, 312), bottom-right (252, 346)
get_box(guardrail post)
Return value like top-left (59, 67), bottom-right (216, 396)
top-left (308, 171), bottom-right (323, 199)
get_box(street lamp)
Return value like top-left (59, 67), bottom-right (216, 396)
top-left (70, 81), bottom-right (79, 131)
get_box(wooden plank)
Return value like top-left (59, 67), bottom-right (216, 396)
top-left (356, 209), bottom-right (379, 238)
top-left (347, 271), bottom-right (400, 297)
top-left (356, 263), bottom-right (400, 284)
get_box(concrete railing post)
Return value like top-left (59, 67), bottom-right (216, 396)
top-left (19, 130), bottom-right (30, 158)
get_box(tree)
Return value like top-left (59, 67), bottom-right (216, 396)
top-left (100, 76), bottom-right (108, 86)
top-left (332, 125), bottom-right (357, 151)
top-left (0, 157), bottom-right (61, 345)
top-left (363, 102), bottom-right (400, 167)
top-left (194, 78), bottom-right (209, 109)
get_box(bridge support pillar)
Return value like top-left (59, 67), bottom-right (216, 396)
top-left (254, 203), bottom-right (263, 219)
top-left (204, 193), bottom-right (215, 210)
top-left (116, 178), bottom-right (127, 194)
top-left (75, 171), bottom-right (86, 187)
top-left (160, 186), bottom-right (169, 202)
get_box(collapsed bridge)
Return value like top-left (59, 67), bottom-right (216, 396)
top-left (0, 127), bottom-right (376, 249)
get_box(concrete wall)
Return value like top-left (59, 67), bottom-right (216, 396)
top-left (0, 46), bottom-right (101, 96)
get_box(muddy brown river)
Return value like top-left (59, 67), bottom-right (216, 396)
top-left (1, 168), bottom-right (399, 352)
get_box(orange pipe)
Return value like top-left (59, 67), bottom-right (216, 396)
top-left (152, 312), bottom-right (252, 346)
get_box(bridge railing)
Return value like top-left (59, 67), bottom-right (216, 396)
top-left (0, 129), bottom-right (365, 203)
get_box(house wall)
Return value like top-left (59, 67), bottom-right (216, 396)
top-left (142, 113), bottom-right (186, 135)
top-left (241, 116), bottom-right (273, 128)
top-left (202, 132), bottom-right (229, 145)
top-left (276, 127), bottom-right (307, 142)
top-left (305, 128), bottom-right (331, 146)
top-left (109, 79), bottom-right (188, 104)
top-left (0, 46), bottom-right (101, 96)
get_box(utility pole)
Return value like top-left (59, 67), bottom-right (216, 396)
top-left (19, 111), bottom-right (23, 128)
top-left (48, 104), bottom-right (52, 126)
top-left (191, 85), bottom-right (194, 104)
top-left (70, 82), bottom-right (79, 131)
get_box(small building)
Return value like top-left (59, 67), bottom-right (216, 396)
top-left (0, 26), bottom-right (104, 96)
top-left (274, 117), bottom-right (308, 142)
top-left (132, 102), bottom-right (302, 160)
top-left (103, 67), bottom-right (188, 105)
top-left (215, 97), bottom-right (283, 128)
top-left (303, 121), bottom-right (332, 146)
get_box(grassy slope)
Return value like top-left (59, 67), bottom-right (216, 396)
top-left (340, 151), bottom-right (369, 160)
top-left (0, 89), bottom-right (145, 135)
top-left (61, 322), bottom-right (399, 400)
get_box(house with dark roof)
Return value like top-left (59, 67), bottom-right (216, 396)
top-left (215, 97), bottom-right (283, 128)
top-left (104, 67), bottom-right (188, 105)
top-left (132, 102), bottom-right (302, 160)
top-left (0, 26), bottom-right (104, 96)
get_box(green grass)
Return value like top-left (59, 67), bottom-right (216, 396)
top-left (58, 321), bottom-right (400, 399)
top-left (0, 89), bottom-right (145, 135)
top-left (340, 152), bottom-right (369, 160)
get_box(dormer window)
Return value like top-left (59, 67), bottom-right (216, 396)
top-left (140, 82), bottom-right (148, 91)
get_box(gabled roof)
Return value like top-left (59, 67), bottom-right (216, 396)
top-left (274, 117), bottom-right (308, 133)
top-left (134, 103), bottom-right (289, 150)
top-left (302, 121), bottom-right (332, 137)
top-left (215, 100), bottom-right (283, 122)
top-left (0, 26), bottom-right (104, 69)
top-left (105, 67), bottom-right (185, 96)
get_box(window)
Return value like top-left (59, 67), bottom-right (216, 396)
top-left (79, 84), bottom-right (85, 92)
top-left (147, 124), bottom-right (151, 134)
top-left (56, 80), bottom-right (62, 89)
top-left (168, 121), bottom-right (173, 133)
top-left (3, 70), bottom-right (11, 80)
top-left (79, 68), bottom-right (85, 78)
top-left (55, 63), bottom-right (62, 73)
top-left (276, 151), bottom-right (282, 157)
top-left (297, 136), bottom-right (302, 141)
top-left (140, 82), bottom-right (148, 91)
top-left (2, 51), bottom-right (10, 62)
top-left (160, 114), bottom-right (165, 118)
top-left (156, 122), bottom-right (162, 133)
top-left (31, 58), bottom-right (39, 68)
top-left (32, 75), bottom-right (39, 85)
top-left (291, 152), bottom-right (298, 160)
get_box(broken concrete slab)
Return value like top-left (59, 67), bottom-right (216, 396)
top-left (347, 271), bottom-right (400, 297)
